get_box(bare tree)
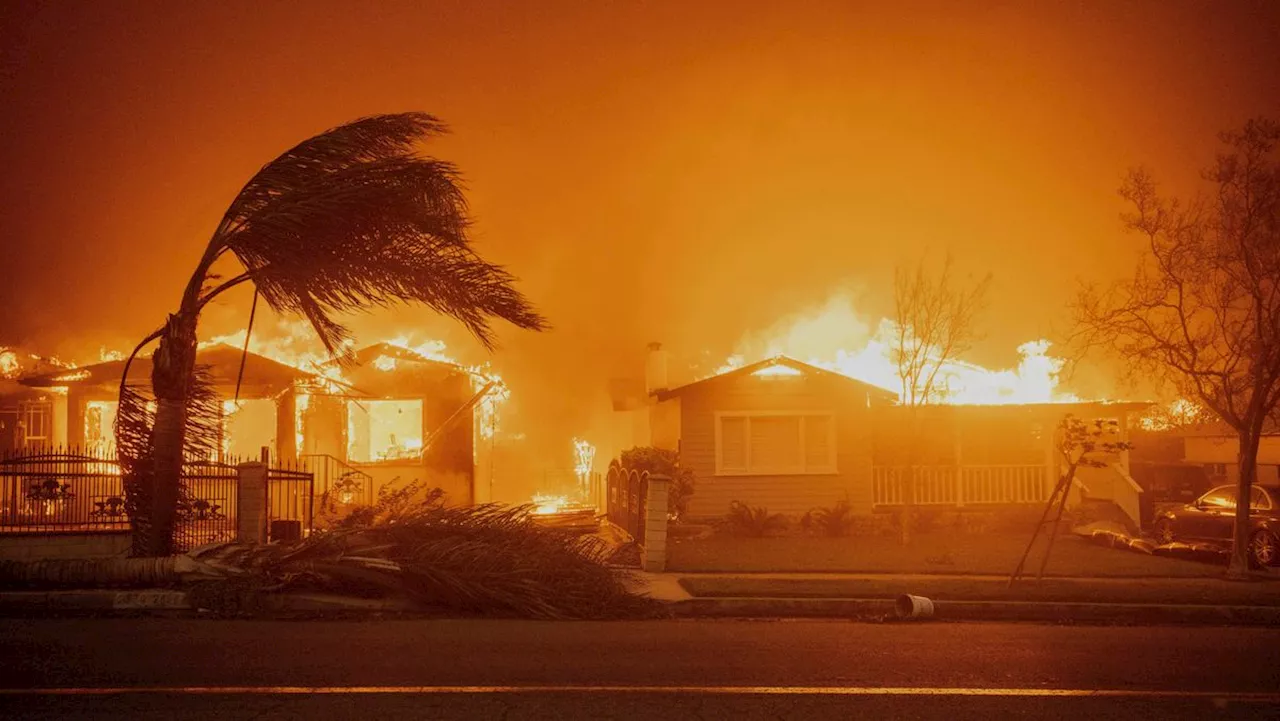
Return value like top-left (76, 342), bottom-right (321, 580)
top-left (1074, 118), bottom-right (1280, 578)
top-left (892, 254), bottom-right (990, 544)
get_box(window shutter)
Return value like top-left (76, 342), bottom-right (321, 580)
top-left (804, 415), bottom-right (833, 470)
top-left (720, 416), bottom-right (747, 471)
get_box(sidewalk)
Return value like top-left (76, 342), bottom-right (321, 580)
top-left (634, 570), bottom-right (1280, 625)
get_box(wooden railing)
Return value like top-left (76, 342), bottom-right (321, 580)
top-left (873, 465), bottom-right (1049, 507)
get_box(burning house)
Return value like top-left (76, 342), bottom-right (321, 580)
top-left (13, 341), bottom-right (498, 505)
top-left (614, 342), bottom-right (1151, 530)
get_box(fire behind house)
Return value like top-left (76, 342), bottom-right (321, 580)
top-left (12, 342), bottom-right (498, 505)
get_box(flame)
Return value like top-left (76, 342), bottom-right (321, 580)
top-left (531, 493), bottom-right (571, 515)
top-left (573, 438), bottom-right (596, 478)
top-left (711, 296), bottom-right (1079, 405)
top-left (1138, 398), bottom-right (1208, 431)
top-left (0, 348), bottom-right (18, 379)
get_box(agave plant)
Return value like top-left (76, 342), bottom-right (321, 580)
top-left (724, 501), bottom-right (788, 538)
top-left (117, 113), bottom-right (546, 557)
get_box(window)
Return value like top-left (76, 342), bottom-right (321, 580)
top-left (347, 400), bottom-right (423, 463)
top-left (1250, 487), bottom-right (1272, 511)
top-left (18, 400), bottom-right (51, 447)
top-left (1198, 486), bottom-right (1237, 509)
top-left (715, 412), bottom-right (836, 475)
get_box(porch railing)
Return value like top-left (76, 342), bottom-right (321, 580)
top-left (873, 464), bottom-right (1050, 507)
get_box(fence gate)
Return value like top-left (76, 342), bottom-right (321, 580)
top-left (606, 462), bottom-right (648, 544)
top-left (267, 465), bottom-right (315, 542)
top-left (175, 461), bottom-right (239, 552)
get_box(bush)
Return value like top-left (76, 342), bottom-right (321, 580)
top-left (619, 446), bottom-right (696, 521)
top-left (724, 501), bottom-right (788, 537)
top-left (802, 499), bottom-right (855, 537)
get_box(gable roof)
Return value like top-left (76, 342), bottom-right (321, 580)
top-left (18, 343), bottom-right (314, 391)
top-left (653, 356), bottom-right (899, 402)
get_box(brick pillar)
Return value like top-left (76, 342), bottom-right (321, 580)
top-left (236, 462), bottom-right (268, 544)
top-left (642, 473), bottom-right (671, 572)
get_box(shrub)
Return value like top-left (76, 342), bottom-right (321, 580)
top-left (804, 499), bottom-right (855, 537)
top-left (619, 446), bottom-right (696, 521)
top-left (724, 501), bottom-right (788, 537)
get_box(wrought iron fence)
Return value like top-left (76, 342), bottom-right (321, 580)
top-left (0, 447), bottom-right (127, 533)
top-left (1, 446), bottom-right (317, 548)
top-left (174, 460), bottom-right (239, 551)
top-left (268, 461), bottom-right (316, 541)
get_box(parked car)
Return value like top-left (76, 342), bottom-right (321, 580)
top-left (1153, 485), bottom-right (1279, 568)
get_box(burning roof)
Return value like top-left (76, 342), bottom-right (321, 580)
top-left (17, 343), bottom-right (314, 391)
top-left (654, 355), bottom-right (898, 403)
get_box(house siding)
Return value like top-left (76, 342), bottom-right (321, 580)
top-left (680, 374), bottom-right (875, 519)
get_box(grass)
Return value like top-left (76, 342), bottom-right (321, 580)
top-left (667, 530), bottom-right (1230, 578)
top-left (678, 574), bottom-right (1280, 606)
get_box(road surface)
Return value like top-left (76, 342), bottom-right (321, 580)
top-left (1, 618), bottom-right (1277, 719)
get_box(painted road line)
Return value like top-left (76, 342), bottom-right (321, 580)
top-left (1, 686), bottom-right (1278, 700)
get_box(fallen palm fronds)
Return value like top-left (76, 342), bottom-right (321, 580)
top-left (197, 482), bottom-right (662, 619)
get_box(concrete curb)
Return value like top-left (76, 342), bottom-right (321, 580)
top-left (0, 590), bottom-right (190, 611)
top-left (669, 596), bottom-right (1280, 625)
top-left (3, 590), bottom-right (1278, 625)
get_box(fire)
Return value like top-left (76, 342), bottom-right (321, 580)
top-left (712, 296), bottom-right (1079, 405)
top-left (1138, 398), bottom-right (1208, 431)
top-left (573, 438), bottom-right (596, 478)
top-left (531, 493), bottom-right (571, 515)
top-left (0, 348), bottom-right (18, 379)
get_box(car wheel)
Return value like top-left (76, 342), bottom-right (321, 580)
top-left (1153, 518), bottom-right (1176, 545)
top-left (1249, 530), bottom-right (1278, 569)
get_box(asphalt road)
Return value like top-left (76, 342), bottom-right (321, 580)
top-left (2, 618), bottom-right (1278, 720)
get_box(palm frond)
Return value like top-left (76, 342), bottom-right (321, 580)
top-left (209, 113), bottom-right (547, 355)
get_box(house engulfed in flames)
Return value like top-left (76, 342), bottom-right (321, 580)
top-left (610, 342), bottom-right (1151, 531)
top-left (13, 341), bottom-right (498, 506)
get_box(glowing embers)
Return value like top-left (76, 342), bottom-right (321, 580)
top-left (347, 399), bottom-right (423, 463)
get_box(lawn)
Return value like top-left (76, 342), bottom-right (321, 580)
top-left (666, 530), bottom-right (1230, 578)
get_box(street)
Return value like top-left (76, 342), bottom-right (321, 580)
top-left (1, 618), bottom-right (1278, 719)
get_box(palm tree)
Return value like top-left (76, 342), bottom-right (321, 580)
top-left (117, 113), bottom-right (546, 557)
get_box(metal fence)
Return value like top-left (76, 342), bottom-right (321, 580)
top-left (267, 462), bottom-right (316, 541)
top-left (1, 446), bottom-right (317, 547)
top-left (0, 448), bottom-right (128, 533)
top-left (606, 461), bottom-right (648, 544)
top-left (175, 460), bottom-right (239, 551)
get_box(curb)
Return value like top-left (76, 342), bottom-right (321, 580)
top-left (0, 590), bottom-right (190, 612)
top-left (669, 596), bottom-right (1280, 625)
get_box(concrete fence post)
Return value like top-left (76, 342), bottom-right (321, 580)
top-left (643, 473), bottom-right (671, 572)
top-left (236, 462), bottom-right (269, 544)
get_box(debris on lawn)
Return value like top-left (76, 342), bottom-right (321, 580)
top-left (1072, 522), bottom-right (1229, 565)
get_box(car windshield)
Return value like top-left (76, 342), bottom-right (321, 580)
top-left (1251, 487), bottom-right (1273, 510)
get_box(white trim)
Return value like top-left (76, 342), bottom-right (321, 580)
top-left (714, 411), bottom-right (837, 476)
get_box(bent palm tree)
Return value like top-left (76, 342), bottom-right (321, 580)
top-left (118, 113), bottom-right (546, 557)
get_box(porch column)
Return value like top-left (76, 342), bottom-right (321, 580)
top-left (67, 389), bottom-right (86, 452)
top-left (275, 389), bottom-right (297, 464)
top-left (1118, 413), bottom-right (1131, 475)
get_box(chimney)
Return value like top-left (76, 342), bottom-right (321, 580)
top-left (645, 342), bottom-right (669, 396)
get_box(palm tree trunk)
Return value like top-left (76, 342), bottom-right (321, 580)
top-left (137, 314), bottom-right (198, 557)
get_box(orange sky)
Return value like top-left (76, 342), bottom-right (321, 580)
top-left (1, 0), bottom-right (1278, 470)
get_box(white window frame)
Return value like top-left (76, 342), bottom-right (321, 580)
top-left (714, 411), bottom-right (837, 476)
